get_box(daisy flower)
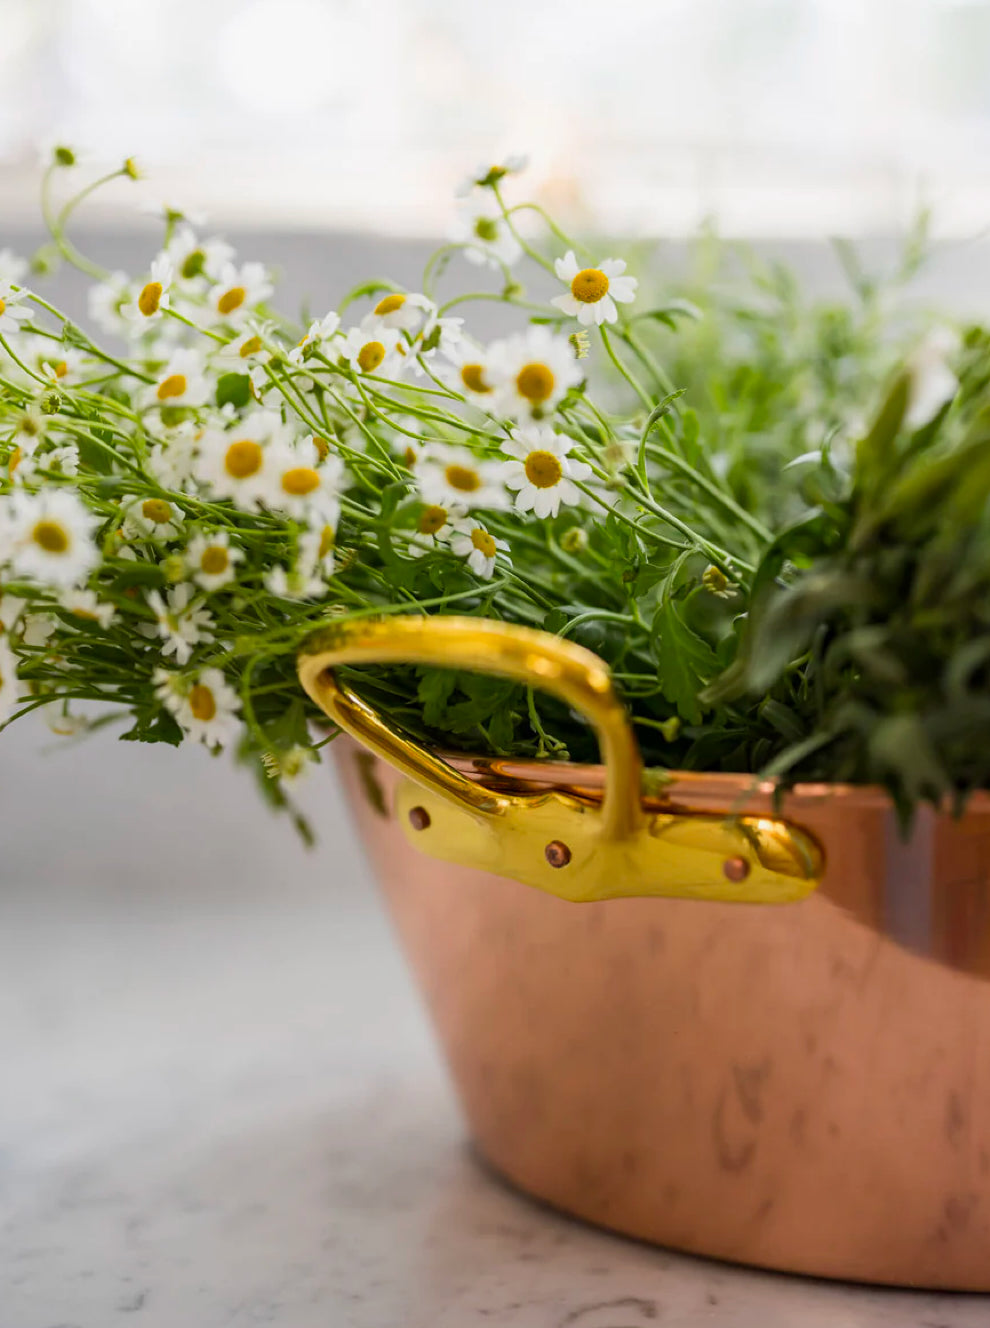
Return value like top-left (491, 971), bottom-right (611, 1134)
top-left (185, 529), bottom-right (243, 591)
top-left (40, 346), bottom-right (87, 387)
top-left (409, 310), bottom-right (464, 374)
top-left (500, 425), bottom-right (593, 518)
top-left (264, 560), bottom-right (327, 600)
top-left (60, 589), bottom-right (116, 628)
top-left (215, 328), bottom-right (270, 370)
top-left (0, 282), bottom-right (32, 336)
top-left (364, 292), bottom-right (433, 334)
top-left (263, 444), bottom-right (342, 524)
top-left (415, 444), bottom-right (508, 510)
top-left (441, 339), bottom-right (498, 405)
top-left (88, 271), bottom-right (131, 337)
top-left (0, 635), bottom-right (19, 724)
top-left (0, 249), bottom-right (27, 284)
top-left (551, 251), bottom-right (638, 326)
top-left (193, 409), bottom-right (289, 510)
top-left (121, 256), bottom-right (174, 330)
top-left (166, 225), bottom-right (234, 285)
top-left (122, 495), bottom-right (185, 542)
top-left (146, 584), bottom-right (214, 665)
top-left (147, 348), bottom-right (211, 409)
top-left (207, 262), bottom-right (273, 325)
top-left (287, 311), bottom-right (341, 365)
top-left (8, 406), bottom-right (47, 457)
top-left (407, 502), bottom-right (464, 558)
top-left (340, 325), bottom-right (406, 380)
top-left (177, 668), bottom-right (242, 749)
top-left (456, 155), bottom-right (529, 197)
top-left (449, 193), bottom-right (521, 270)
top-left (449, 518), bottom-right (509, 580)
top-left (4, 488), bottom-right (100, 588)
top-left (487, 325), bottom-right (583, 421)
top-left (147, 420), bottom-right (199, 491)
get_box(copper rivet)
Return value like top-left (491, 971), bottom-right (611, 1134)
top-left (723, 855), bottom-right (750, 882)
top-left (408, 806), bottom-right (431, 831)
top-left (545, 840), bottom-right (571, 868)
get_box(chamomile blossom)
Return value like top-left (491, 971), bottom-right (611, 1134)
top-left (193, 409), bottom-right (290, 510)
top-left (265, 557), bottom-right (327, 600)
top-left (157, 667), bottom-right (242, 749)
top-left (60, 588), bottom-right (116, 628)
top-left (3, 488), bottom-right (99, 588)
top-left (88, 270), bottom-right (131, 337)
top-left (146, 584), bottom-right (214, 665)
top-left (123, 495), bottom-right (185, 541)
top-left (415, 444), bottom-right (508, 510)
top-left (449, 518), bottom-right (509, 580)
top-left (287, 311), bottom-right (341, 365)
top-left (122, 256), bottom-right (173, 329)
top-left (409, 310), bottom-right (464, 375)
top-left (185, 529), bottom-right (243, 590)
top-left (147, 420), bottom-right (198, 490)
top-left (0, 635), bottom-right (19, 724)
top-left (215, 328), bottom-right (270, 370)
top-left (340, 325), bottom-right (406, 380)
top-left (449, 192), bottom-right (522, 269)
top-left (487, 325), bottom-right (583, 421)
top-left (263, 442), bottom-right (342, 522)
top-left (364, 292), bottom-right (433, 334)
top-left (207, 261), bottom-right (273, 325)
top-left (456, 155), bottom-right (529, 197)
top-left (166, 225), bottom-right (234, 286)
top-left (0, 282), bottom-right (32, 336)
top-left (7, 407), bottom-right (47, 457)
top-left (146, 348), bottom-right (211, 409)
top-left (500, 425), bottom-right (592, 518)
top-left (407, 502), bottom-right (464, 558)
top-left (441, 339), bottom-right (498, 405)
top-left (39, 345), bottom-right (87, 387)
top-left (551, 251), bottom-right (637, 326)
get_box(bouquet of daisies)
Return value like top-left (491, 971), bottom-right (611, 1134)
top-left (0, 147), bottom-right (983, 829)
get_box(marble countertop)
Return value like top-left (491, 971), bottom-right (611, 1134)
top-left (1, 732), bottom-right (988, 1327)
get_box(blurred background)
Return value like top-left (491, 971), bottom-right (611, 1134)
top-left (3, 0), bottom-right (990, 235)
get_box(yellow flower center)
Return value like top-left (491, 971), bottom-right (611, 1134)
top-left (524, 450), bottom-right (563, 489)
top-left (402, 446), bottom-right (417, 467)
top-left (318, 525), bottom-right (335, 560)
top-left (312, 435), bottom-right (330, 461)
top-left (217, 286), bottom-right (246, 315)
top-left (281, 466), bottom-right (320, 496)
top-left (444, 463), bottom-right (481, 493)
top-left (138, 281), bottom-right (163, 316)
top-left (239, 335), bottom-right (263, 358)
top-left (0, 298), bottom-right (6, 316)
top-left (224, 439), bottom-right (263, 479)
top-left (200, 546), bottom-right (229, 576)
top-left (374, 293), bottom-right (406, 316)
top-left (460, 363), bottom-right (492, 394)
top-left (417, 504), bottom-right (448, 535)
top-left (473, 217), bottom-right (499, 243)
top-left (470, 528), bottom-right (497, 558)
top-left (157, 373), bottom-right (188, 401)
top-left (19, 415), bottom-right (40, 437)
top-left (570, 268), bottom-right (609, 304)
top-left (188, 683), bottom-right (217, 722)
top-left (515, 362), bottom-right (555, 403)
top-left (8, 446), bottom-right (22, 475)
top-left (52, 361), bottom-right (68, 378)
top-left (141, 498), bottom-right (174, 525)
top-left (32, 520), bottom-right (69, 553)
top-left (357, 341), bottom-right (386, 373)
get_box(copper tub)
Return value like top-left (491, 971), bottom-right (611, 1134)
top-left (300, 616), bottom-right (990, 1291)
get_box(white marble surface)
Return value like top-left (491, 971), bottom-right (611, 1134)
top-left (2, 727), bottom-right (989, 1327)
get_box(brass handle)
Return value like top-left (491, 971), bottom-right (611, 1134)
top-left (298, 615), bottom-right (823, 904)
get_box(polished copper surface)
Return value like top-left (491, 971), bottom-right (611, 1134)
top-left (337, 741), bottom-right (990, 1290)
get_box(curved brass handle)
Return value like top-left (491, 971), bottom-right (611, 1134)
top-left (298, 615), bottom-right (823, 904)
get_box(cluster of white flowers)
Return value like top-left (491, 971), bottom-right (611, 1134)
top-left (0, 152), bottom-right (643, 762)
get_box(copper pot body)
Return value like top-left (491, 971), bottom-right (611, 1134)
top-left (337, 741), bottom-right (990, 1290)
